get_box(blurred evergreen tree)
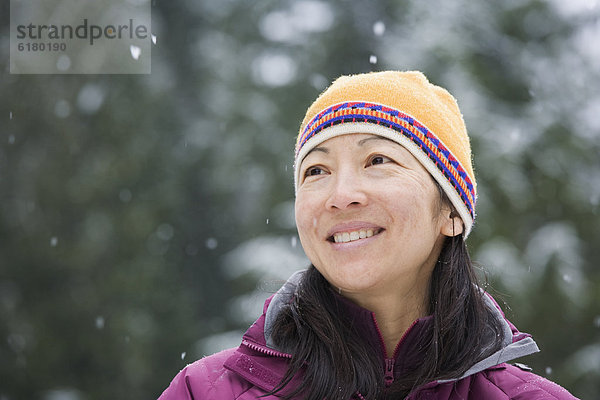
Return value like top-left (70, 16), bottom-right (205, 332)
top-left (0, 0), bottom-right (598, 399)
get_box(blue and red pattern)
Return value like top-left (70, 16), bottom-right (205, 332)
top-left (297, 102), bottom-right (475, 219)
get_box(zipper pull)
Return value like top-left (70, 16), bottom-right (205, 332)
top-left (384, 358), bottom-right (395, 387)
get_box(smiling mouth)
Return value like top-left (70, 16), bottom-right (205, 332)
top-left (328, 228), bottom-right (384, 244)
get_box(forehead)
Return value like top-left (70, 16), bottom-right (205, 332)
top-left (307, 133), bottom-right (402, 155)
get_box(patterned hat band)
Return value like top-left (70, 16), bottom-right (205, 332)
top-left (294, 101), bottom-right (476, 237)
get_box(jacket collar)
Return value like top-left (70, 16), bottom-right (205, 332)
top-left (225, 270), bottom-right (540, 391)
top-left (262, 270), bottom-right (435, 379)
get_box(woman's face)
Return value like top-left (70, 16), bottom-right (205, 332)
top-left (295, 133), bottom-right (456, 298)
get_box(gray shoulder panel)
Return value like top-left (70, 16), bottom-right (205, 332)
top-left (264, 270), bottom-right (306, 349)
top-left (439, 291), bottom-right (540, 382)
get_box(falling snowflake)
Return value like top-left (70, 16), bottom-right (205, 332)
top-left (130, 45), bottom-right (141, 60)
top-left (373, 21), bottom-right (386, 36)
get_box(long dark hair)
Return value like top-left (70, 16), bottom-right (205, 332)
top-left (268, 207), bottom-right (505, 399)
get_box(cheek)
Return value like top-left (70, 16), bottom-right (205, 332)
top-left (294, 198), bottom-right (322, 264)
top-left (294, 196), bottom-right (316, 236)
top-left (385, 189), bottom-right (437, 231)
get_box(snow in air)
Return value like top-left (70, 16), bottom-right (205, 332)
top-left (77, 84), bottom-right (106, 115)
top-left (206, 238), bottom-right (218, 250)
top-left (130, 45), bottom-right (141, 60)
top-left (373, 21), bottom-right (386, 36)
top-left (56, 55), bottom-right (71, 71)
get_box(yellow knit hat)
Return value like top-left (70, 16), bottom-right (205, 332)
top-left (294, 71), bottom-right (476, 236)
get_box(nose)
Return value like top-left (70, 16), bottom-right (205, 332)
top-left (325, 169), bottom-right (368, 210)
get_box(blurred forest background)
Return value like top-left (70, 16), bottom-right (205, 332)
top-left (1, 0), bottom-right (599, 399)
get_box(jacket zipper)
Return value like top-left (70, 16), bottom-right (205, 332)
top-left (241, 339), bottom-right (293, 359)
top-left (384, 358), bottom-right (395, 386)
top-left (372, 314), bottom-right (420, 387)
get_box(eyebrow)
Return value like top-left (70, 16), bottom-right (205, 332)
top-left (306, 146), bottom-right (329, 155)
top-left (357, 136), bottom-right (397, 146)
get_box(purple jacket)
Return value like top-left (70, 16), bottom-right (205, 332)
top-left (159, 272), bottom-right (578, 399)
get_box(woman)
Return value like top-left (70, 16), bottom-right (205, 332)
top-left (159, 71), bottom-right (577, 399)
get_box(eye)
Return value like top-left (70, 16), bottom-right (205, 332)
top-left (304, 165), bottom-right (326, 177)
top-left (368, 154), bottom-right (392, 166)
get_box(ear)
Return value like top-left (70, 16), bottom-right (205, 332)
top-left (440, 210), bottom-right (464, 237)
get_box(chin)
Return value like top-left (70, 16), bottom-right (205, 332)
top-left (326, 271), bottom-right (380, 292)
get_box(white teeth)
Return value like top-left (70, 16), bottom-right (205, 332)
top-left (333, 229), bottom-right (379, 243)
